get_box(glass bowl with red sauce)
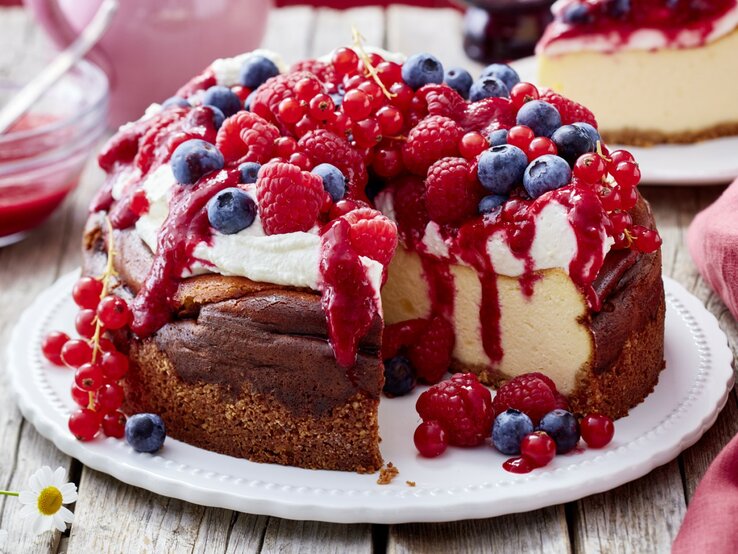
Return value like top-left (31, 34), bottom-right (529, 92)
top-left (0, 60), bottom-right (108, 247)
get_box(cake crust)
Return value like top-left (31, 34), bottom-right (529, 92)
top-left (602, 121), bottom-right (738, 147)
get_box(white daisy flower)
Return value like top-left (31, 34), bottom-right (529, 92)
top-left (17, 467), bottom-right (77, 535)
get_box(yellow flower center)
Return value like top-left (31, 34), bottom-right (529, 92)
top-left (37, 486), bottom-right (63, 516)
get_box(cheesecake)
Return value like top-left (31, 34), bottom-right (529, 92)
top-left (537, 0), bottom-right (738, 145)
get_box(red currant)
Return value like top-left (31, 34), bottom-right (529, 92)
top-left (414, 420), bottom-right (448, 458)
top-left (631, 225), bottom-right (662, 253)
top-left (288, 152), bottom-right (312, 171)
top-left (95, 383), bottom-right (125, 413)
top-left (294, 77), bottom-right (321, 101)
top-left (274, 136), bottom-right (297, 158)
top-left (277, 97), bottom-right (304, 125)
top-left (308, 93), bottom-right (335, 122)
top-left (357, 81), bottom-right (384, 111)
top-left (101, 411), bottom-right (127, 439)
top-left (71, 383), bottom-right (91, 408)
top-left (343, 74), bottom-right (364, 91)
top-left (75, 362), bottom-right (105, 391)
top-left (612, 160), bottom-right (641, 188)
top-left (101, 350), bottom-right (129, 380)
top-left (129, 190), bottom-right (149, 216)
top-left (372, 147), bottom-right (403, 177)
top-left (389, 82), bottom-right (413, 110)
top-left (98, 338), bottom-right (117, 354)
top-left (510, 82), bottom-right (540, 110)
top-left (608, 210), bottom-right (633, 236)
top-left (61, 339), bottom-right (92, 368)
top-left (329, 111), bottom-right (351, 138)
top-left (231, 85), bottom-right (252, 102)
top-left (508, 125), bottom-right (535, 151)
top-left (375, 106), bottom-right (403, 136)
top-left (342, 89), bottom-right (372, 121)
top-left (608, 149), bottom-right (635, 167)
top-left (573, 152), bottom-right (607, 184)
top-left (527, 137), bottom-right (557, 160)
top-left (618, 183), bottom-right (639, 210)
top-left (459, 132), bottom-right (489, 159)
top-left (97, 296), bottom-right (130, 330)
top-left (68, 408), bottom-right (101, 441)
top-left (294, 116), bottom-right (318, 137)
top-left (598, 185), bottom-right (622, 212)
top-left (72, 277), bottom-right (103, 309)
top-left (41, 331), bottom-right (70, 366)
top-left (580, 413), bottom-right (615, 448)
top-left (352, 118), bottom-right (382, 148)
top-left (520, 431), bottom-right (557, 468)
top-left (331, 47), bottom-right (359, 75)
top-left (376, 61), bottom-right (402, 86)
top-left (75, 309), bottom-right (98, 339)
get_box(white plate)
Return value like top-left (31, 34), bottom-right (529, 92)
top-left (6, 271), bottom-right (734, 523)
top-left (510, 56), bottom-right (738, 185)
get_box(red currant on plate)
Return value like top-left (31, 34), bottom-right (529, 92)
top-left (96, 296), bottom-right (130, 330)
top-left (72, 276), bottom-right (103, 310)
top-left (96, 383), bottom-right (125, 413)
top-left (101, 350), bottom-right (129, 380)
top-left (68, 408), bottom-right (101, 441)
top-left (61, 339), bottom-right (93, 368)
top-left (631, 225), bottom-right (662, 253)
top-left (459, 132), bottom-right (489, 160)
top-left (608, 149), bottom-right (635, 167)
top-left (41, 331), bottom-right (70, 366)
top-left (414, 420), bottom-right (448, 458)
top-left (101, 411), bottom-right (127, 439)
top-left (580, 413), bottom-right (615, 448)
top-left (342, 89), bottom-right (372, 121)
top-left (573, 152), bottom-right (607, 184)
top-left (527, 137), bottom-right (557, 161)
top-left (75, 362), bottom-right (106, 391)
top-left (520, 431), bottom-right (556, 468)
top-left (71, 383), bottom-right (90, 408)
top-left (507, 125), bottom-right (535, 151)
top-left (75, 309), bottom-right (98, 339)
top-left (612, 160), bottom-right (641, 189)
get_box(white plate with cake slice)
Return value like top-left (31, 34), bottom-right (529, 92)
top-left (511, 56), bottom-right (738, 186)
top-left (6, 270), bottom-right (734, 523)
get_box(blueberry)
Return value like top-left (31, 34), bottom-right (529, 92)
top-left (563, 2), bottom-right (594, 24)
top-left (162, 96), bottom-right (189, 109)
top-left (244, 90), bottom-right (257, 111)
top-left (383, 356), bottom-right (416, 397)
top-left (551, 124), bottom-right (595, 166)
top-left (240, 55), bottom-right (280, 89)
top-left (125, 413), bottom-right (166, 453)
top-left (207, 187), bottom-right (256, 235)
top-left (444, 67), bottom-right (473, 99)
top-left (401, 53), bottom-right (444, 90)
top-left (469, 76), bottom-right (510, 102)
top-left (312, 163), bottom-right (347, 202)
top-left (573, 122), bottom-right (601, 146)
top-left (480, 63), bottom-right (520, 91)
top-left (492, 409), bottom-right (534, 455)
top-left (477, 145), bottom-right (528, 195)
top-left (204, 105), bottom-right (225, 130)
top-left (479, 194), bottom-right (507, 215)
top-left (202, 85), bottom-right (242, 118)
top-left (606, 0), bottom-right (630, 17)
top-left (516, 100), bottom-right (562, 138)
top-left (184, 105), bottom-right (225, 133)
top-left (238, 162), bottom-right (261, 184)
top-left (171, 139), bottom-right (225, 185)
top-left (538, 409), bottom-right (580, 454)
top-left (487, 129), bottom-right (508, 146)
top-left (523, 154), bottom-right (572, 198)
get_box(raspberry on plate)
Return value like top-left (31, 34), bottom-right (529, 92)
top-left (256, 162), bottom-right (325, 235)
top-left (408, 315), bottom-right (455, 385)
top-left (540, 89), bottom-right (598, 128)
top-left (492, 372), bottom-right (559, 425)
top-left (416, 372), bottom-right (494, 447)
top-left (215, 111), bottom-right (280, 164)
top-left (416, 84), bottom-right (466, 121)
top-left (425, 157), bottom-right (482, 226)
top-left (402, 115), bottom-right (464, 176)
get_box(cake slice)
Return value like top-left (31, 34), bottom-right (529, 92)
top-left (536, 0), bottom-right (738, 145)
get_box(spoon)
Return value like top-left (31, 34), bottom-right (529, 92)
top-left (0, 0), bottom-right (119, 134)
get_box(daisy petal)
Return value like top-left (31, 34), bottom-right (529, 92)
top-left (51, 467), bottom-right (66, 488)
top-left (51, 514), bottom-right (66, 533)
top-left (18, 491), bottom-right (35, 505)
top-left (58, 506), bottom-right (74, 523)
top-left (59, 484), bottom-right (77, 503)
top-left (18, 504), bottom-right (37, 518)
top-left (31, 515), bottom-right (50, 535)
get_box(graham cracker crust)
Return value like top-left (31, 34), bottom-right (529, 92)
top-left (602, 121), bottom-right (738, 147)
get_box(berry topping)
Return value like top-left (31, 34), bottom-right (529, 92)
top-left (96, 296), bottom-right (130, 330)
top-left (414, 420), bottom-right (448, 458)
top-left (469, 76), bottom-right (510, 102)
top-left (75, 362), bottom-right (105, 391)
top-left (402, 115), bottom-right (464, 176)
top-left (516, 100), bottom-right (562, 138)
top-left (492, 373), bottom-right (559, 425)
top-left (331, 47), bottom-right (359, 75)
top-left (527, 136), bottom-right (558, 160)
top-left (407, 315), bottom-right (455, 385)
top-left (510, 82), bottom-right (540, 110)
top-left (68, 409), bottom-right (101, 441)
top-left (480, 63), bottom-right (520, 91)
top-left (443, 67), bottom-right (473, 99)
top-left (312, 163), bottom-right (347, 202)
top-left (41, 331), bottom-right (70, 366)
top-left (425, 157), bottom-right (481, 226)
top-left (573, 122), bottom-right (601, 145)
top-left (488, 129), bottom-right (508, 146)
top-left (540, 89), bottom-right (597, 128)
top-left (402, 53), bottom-right (444, 90)
top-left (551, 124), bottom-right (595, 166)
top-left (171, 139), bottom-right (225, 185)
top-left (343, 208), bottom-right (398, 266)
top-left (202, 85), bottom-right (242, 118)
top-left (256, 162), bottom-right (324, 235)
top-left (563, 2), bottom-right (594, 24)
top-left (162, 96), bottom-right (189, 109)
top-left (478, 145), bottom-right (528, 195)
top-left (416, 373), bottom-right (494, 447)
top-left (125, 413), bottom-right (167, 453)
top-left (61, 339), bottom-right (92, 368)
top-left (215, 111), bottom-right (280, 164)
top-left (102, 412), bottom-right (127, 439)
top-left (298, 129), bottom-right (369, 199)
top-left (492, 409), bottom-right (535, 455)
top-left (207, 187), bottom-right (257, 235)
top-left (239, 55), bottom-right (280, 89)
top-left (238, 161), bottom-right (261, 184)
top-left (383, 356), bottom-right (417, 397)
top-left (459, 131), bottom-right (489, 159)
top-left (72, 276), bottom-right (103, 309)
top-left (523, 154), bottom-right (572, 199)
top-left (538, 409), bottom-right (580, 454)
top-left (520, 431), bottom-right (557, 468)
top-left (574, 152), bottom-right (607, 184)
top-left (580, 413), bottom-right (615, 448)
top-left (101, 350), bottom-right (129, 380)
top-left (479, 194), bottom-right (507, 215)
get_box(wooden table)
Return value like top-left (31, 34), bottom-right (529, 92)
top-left (1, 5), bottom-right (736, 553)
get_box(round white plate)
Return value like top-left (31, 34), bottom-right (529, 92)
top-left (510, 56), bottom-right (738, 186)
top-left (6, 271), bottom-right (734, 523)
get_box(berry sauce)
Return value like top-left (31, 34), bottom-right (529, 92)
top-left (503, 456), bottom-right (535, 474)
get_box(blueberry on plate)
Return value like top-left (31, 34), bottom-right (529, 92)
top-left (551, 124), bottom-right (595, 166)
top-left (563, 2), bottom-right (594, 24)
top-left (171, 139), bottom-right (225, 185)
top-left (479, 63), bottom-right (520, 91)
top-left (573, 122), bottom-right (601, 145)
top-left (383, 356), bottom-right (416, 397)
top-left (125, 413), bottom-right (166, 453)
top-left (538, 409), bottom-right (580, 454)
top-left (202, 85), bottom-right (242, 118)
top-left (444, 67), bottom-right (473, 99)
top-left (492, 409), bottom-right (534, 455)
top-left (487, 128), bottom-right (509, 146)
top-left (516, 100), bottom-right (562, 138)
top-left (477, 144), bottom-right (528, 195)
top-left (207, 187), bottom-right (257, 235)
top-left (312, 163), bottom-right (347, 202)
top-left (469, 76), bottom-right (510, 102)
top-left (162, 96), bottom-right (189, 109)
top-left (479, 194), bottom-right (508, 215)
top-left (238, 162), bottom-right (262, 184)
top-left (240, 55), bottom-right (280, 89)
top-left (401, 53), bottom-right (444, 90)
top-left (523, 154), bottom-right (572, 198)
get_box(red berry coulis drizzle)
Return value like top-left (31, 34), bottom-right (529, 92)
top-left (503, 456), bottom-right (535, 474)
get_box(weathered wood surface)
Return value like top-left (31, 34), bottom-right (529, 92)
top-left (0, 5), bottom-right (735, 554)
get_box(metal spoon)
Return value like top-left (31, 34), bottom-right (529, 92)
top-left (0, 0), bottom-right (118, 134)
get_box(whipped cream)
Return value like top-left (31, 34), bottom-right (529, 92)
top-left (211, 49), bottom-right (287, 87)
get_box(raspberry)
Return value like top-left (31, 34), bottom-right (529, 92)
top-left (256, 162), bottom-right (325, 234)
top-left (132, 108), bottom-right (188, 174)
top-left (289, 59), bottom-right (339, 86)
top-left (425, 157), bottom-right (482, 226)
top-left (381, 318), bottom-right (428, 360)
top-left (389, 175), bottom-right (429, 243)
top-left (215, 111), bottom-right (280, 164)
top-left (416, 372), bottom-right (494, 447)
top-left (175, 68), bottom-right (217, 99)
top-left (416, 84), bottom-right (466, 121)
top-left (407, 315), bottom-right (455, 384)
top-left (298, 129), bottom-right (368, 200)
top-left (540, 89), bottom-right (598, 127)
top-left (492, 373), bottom-right (558, 425)
top-left (250, 71), bottom-right (317, 126)
top-left (402, 116), bottom-right (463, 176)
top-left (343, 208), bottom-right (398, 266)
top-left (461, 97), bottom-right (516, 136)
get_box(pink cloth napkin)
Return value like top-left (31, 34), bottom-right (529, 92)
top-left (687, 178), bottom-right (738, 320)
top-left (673, 433), bottom-right (738, 552)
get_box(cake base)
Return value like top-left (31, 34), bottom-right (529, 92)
top-left (602, 121), bottom-right (738, 147)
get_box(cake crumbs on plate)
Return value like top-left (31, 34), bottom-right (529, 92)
top-left (377, 462), bottom-right (399, 485)
top-left (406, 480), bottom-right (416, 487)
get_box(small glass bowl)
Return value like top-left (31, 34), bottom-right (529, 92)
top-left (0, 60), bottom-right (108, 247)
